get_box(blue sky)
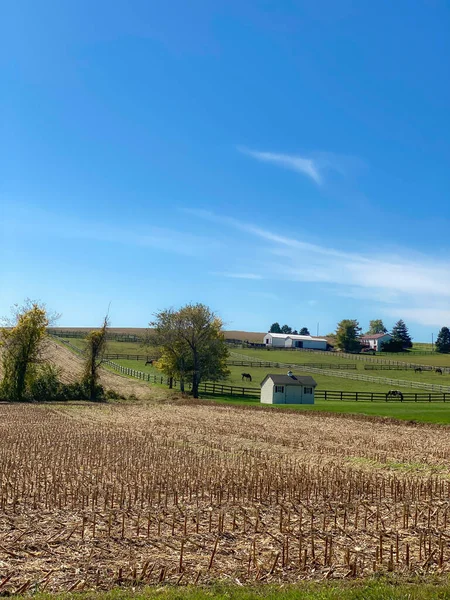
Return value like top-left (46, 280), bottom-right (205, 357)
top-left (1, 1), bottom-right (450, 340)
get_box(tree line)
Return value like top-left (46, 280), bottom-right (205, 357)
top-left (269, 323), bottom-right (310, 335)
top-left (0, 300), bottom-right (229, 402)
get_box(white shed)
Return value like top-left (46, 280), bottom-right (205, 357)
top-left (263, 333), bottom-right (328, 351)
top-left (260, 373), bottom-right (317, 404)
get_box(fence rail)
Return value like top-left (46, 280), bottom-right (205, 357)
top-left (363, 364), bottom-right (445, 372)
top-left (227, 360), bottom-right (356, 370)
top-left (316, 390), bottom-right (450, 402)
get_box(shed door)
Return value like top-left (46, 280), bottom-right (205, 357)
top-left (285, 385), bottom-right (301, 404)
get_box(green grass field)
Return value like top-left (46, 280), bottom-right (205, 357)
top-left (204, 395), bottom-right (450, 424)
top-left (16, 579), bottom-right (450, 600)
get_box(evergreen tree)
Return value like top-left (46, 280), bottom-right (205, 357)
top-left (391, 319), bottom-right (413, 349)
top-left (367, 319), bottom-right (387, 334)
top-left (335, 319), bottom-right (362, 352)
top-left (299, 327), bottom-right (310, 335)
top-left (436, 327), bottom-right (450, 353)
top-left (280, 324), bottom-right (292, 334)
top-left (269, 322), bottom-right (282, 333)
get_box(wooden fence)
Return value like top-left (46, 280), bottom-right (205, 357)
top-left (103, 361), bottom-right (259, 397)
top-left (363, 364), bottom-right (446, 372)
top-left (316, 390), bottom-right (450, 402)
top-left (228, 360), bottom-right (356, 370)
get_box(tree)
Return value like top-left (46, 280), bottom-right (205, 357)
top-left (150, 303), bottom-right (229, 398)
top-left (0, 300), bottom-right (56, 401)
top-left (269, 322), bottom-right (282, 333)
top-left (280, 324), bottom-right (292, 334)
top-left (299, 327), bottom-right (310, 335)
top-left (379, 339), bottom-right (404, 353)
top-left (83, 315), bottom-right (109, 401)
top-left (436, 327), bottom-right (450, 354)
top-left (367, 319), bottom-right (387, 334)
top-left (335, 319), bottom-right (362, 352)
top-left (391, 319), bottom-right (413, 349)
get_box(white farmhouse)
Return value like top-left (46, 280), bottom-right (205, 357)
top-left (260, 373), bottom-right (317, 404)
top-left (263, 333), bottom-right (328, 350)
top-left (360, 333), bottom-right (393, 352)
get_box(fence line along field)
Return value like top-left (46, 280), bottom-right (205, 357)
top-left (1, 401), bottom-right (450, 593)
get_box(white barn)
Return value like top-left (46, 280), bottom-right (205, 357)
top-left (260, 373), bottom-right (317, 405)
top-left (263, 333), bottom-right (328, 350)
top-left (360, 333), bottom-right (393, 352)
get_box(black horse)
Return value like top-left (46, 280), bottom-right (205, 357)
top-left (386, 390), bottom-right (404, 401)
top-left (436, 368), bottom-right (443, 375)
top-left (414, 367), bottom-right (422, 373)
top-left (145, 359), bottom-right (154, 366)
top-left (241, 373), bottom-right (252, 382)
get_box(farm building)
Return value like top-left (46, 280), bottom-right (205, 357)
top-left (263, 333), bottom-right (328, 350)
top-left (260, 373), bottom-right (317, 404)
top-left (360, 333), bottom-right (393, 352)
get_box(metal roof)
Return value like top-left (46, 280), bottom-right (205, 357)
top-left (360, 333), bottom-right (392, 340)
top-left (260, 374), bottom-right (317, 387)
top-left (265, 333), bottom-right (328, 342)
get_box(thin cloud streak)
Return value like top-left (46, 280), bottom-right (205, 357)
top-left (239, 147), bottom-right (322, 184)
top-left (190, 209), bottom-right (450, 326)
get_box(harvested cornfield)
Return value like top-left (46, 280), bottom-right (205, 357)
top-left (0, 402), bottom-right (450, 593)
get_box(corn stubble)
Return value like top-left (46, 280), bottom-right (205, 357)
top-left (0, 403), bottom-right (449, 592)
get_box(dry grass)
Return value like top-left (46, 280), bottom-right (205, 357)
top-left (0, 338), bottom-right (164, 401)
top-left (0, 402), bottom-right (450, 594)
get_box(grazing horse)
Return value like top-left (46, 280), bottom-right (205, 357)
top-left (241, 373), bottom-right (252, 382)
top-left (414, 367), bottom-right (422, 373)
top-left (386, 390), bottom-right (404, 401)
top-left (145, 359), bottom-right (154, 366)
top-left (436, 368), bottom-right (443, 375)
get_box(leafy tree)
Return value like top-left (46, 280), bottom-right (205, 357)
top-left (391, 319), bottom-right (413, 349)
top-left (0, 300), bottom-right (57, 401)
top-left (379, 339), bottom-right (404, 353)
top-left (335, 319), bottom-right (362, 352)
top-left (299, 327), bottom-right (310, 335)
top-left (292, 330), bottom-right (298, 335)
top-left (280, 324), bottom-right (292, 334)
top-left (269, 322), bottom-right (282, 333)
top-left (150, 303), bottom-right (229, 398)
top-left (367, 319), bottom-right (387, 334)
top-left (83, 315), bottom-right (109, 401)
top-left (436, 327), bottom-right (450, 354)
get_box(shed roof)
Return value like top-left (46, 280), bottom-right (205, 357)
top-left (266, 333), bottom-right (328, 343)
top-left (260, 374), bottom-right (317, 388)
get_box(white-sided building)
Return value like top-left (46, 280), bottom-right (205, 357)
top-left (263, 333), bottom-right (328, 350)
top-left (260, 373), bottom-right (317, 404)
top-left (360, 333), bottom-right (393, 352)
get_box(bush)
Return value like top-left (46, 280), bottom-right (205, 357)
top-left (380, 339), bottom-right (406, 353)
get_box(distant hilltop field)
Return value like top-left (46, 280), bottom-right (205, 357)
top-left (47, 327), bottom-right (267, 343)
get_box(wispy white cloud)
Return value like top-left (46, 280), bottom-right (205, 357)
top-left (238, 148), bottom-right (322, 184)
top-left (191, 209), bottom-right (450, 327)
